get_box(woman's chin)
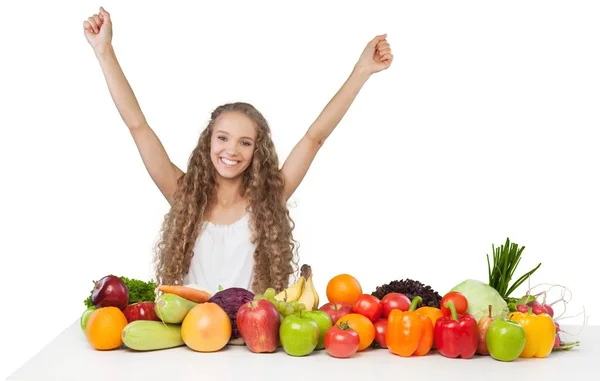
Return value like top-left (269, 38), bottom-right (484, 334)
top-left (215, 167), bottom-right (244, 180)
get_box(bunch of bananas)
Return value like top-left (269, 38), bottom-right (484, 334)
top-left (254, 264), bottom-right (320, 316)
top-left (274, 264), bottom-right (319, 311)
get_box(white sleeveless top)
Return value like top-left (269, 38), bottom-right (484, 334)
top-left (182, 213), bottom-right (256, 294)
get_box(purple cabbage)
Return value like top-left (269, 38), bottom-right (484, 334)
top-left (208, 287), bottom-right (254, 343)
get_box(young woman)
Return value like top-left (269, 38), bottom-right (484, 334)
top-left (83, 7), bottom-right (394, 295)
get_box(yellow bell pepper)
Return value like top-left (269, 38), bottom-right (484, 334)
top-left (508, 311), bottom-right (556, 358)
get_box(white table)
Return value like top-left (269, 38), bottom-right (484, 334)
top-left (7, 321), bottom-right (598, 381)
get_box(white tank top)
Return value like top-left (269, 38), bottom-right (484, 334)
top-left (183, 213), bottom-right (256, 294)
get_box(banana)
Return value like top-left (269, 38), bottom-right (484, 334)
top-left (297, 264), bottom-right (319, 311)
top-left (274, 275), bottom-right (305, 302)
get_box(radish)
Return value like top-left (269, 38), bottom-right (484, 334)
top-left (517, 304), bottom-right (529, 313)
top-left (532, 304), bottom-right (548, 315)
top-left (517, 279), bottom-right (588, 354)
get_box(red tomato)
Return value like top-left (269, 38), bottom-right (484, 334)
top-left (440, 292), bottom-right (468, 316)
top-left (381, 293), bottom-right (411, 317)
top-left (324, 323), bottom-right (360, 358)
top-left (373, 318), bottom-right (388, 349)
top-left (353, 294), bottom-right (383, 321)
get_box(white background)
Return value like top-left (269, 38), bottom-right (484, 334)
top-left (1, 0), bottom-right (598, 378)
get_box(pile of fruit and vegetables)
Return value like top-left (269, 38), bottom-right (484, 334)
top-left (80, 238), bottom-right (587, 361)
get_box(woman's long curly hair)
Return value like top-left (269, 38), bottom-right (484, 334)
top-left (152, 102), bottom-right (299, 294)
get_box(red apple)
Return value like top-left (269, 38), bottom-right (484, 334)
top-left (123, 302), bottom-right (160, 323)
top-left (318, 302), bottom-right (353, 325)
top-left (91, 275), bottom-right (129, 310)
top-left (381, 292), bottom-right (411, 318)
top-left (236, 299), bottom-right (280, 353)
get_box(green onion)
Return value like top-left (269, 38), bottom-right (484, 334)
top-left (487, 238), bottom-right (542, 302)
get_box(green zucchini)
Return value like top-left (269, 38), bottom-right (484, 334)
top-left (121, 320), bottom-right (184, 351)
top-left (155, 293), bottom-right (198, 323)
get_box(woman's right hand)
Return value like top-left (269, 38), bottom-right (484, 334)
top-left (83, 7), bottom-right (112, 51)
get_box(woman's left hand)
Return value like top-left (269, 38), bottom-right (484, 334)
top-left (355, 34), bottom-right (394, 75)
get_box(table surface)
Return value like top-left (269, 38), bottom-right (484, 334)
top-left (7, 321), bottom-right (598, 381)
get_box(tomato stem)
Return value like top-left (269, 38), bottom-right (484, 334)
top-left (338, 321), bottom-right (350, 330)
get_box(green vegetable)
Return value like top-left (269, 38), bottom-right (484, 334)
top-left (450, 279), bottom-right (510, 322)
top-left (121, 320), bottom-right (184, 351)
top-left (487, 238), bottom-right (541, 302)
top-left (155, 293), bottom-right (198, 323)
top-left (84, 276), bottom-right (157, 308)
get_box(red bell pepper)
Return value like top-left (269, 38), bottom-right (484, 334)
top-left (434, 300), bottom-right (479, 359)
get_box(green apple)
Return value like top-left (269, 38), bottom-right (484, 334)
top-left (80, 306), bottom-right (97, 331)
top-left (279, 312), bottom-right (319, 356)
top-left (486, 318), bottom-right (526, 361)
top-left (302, 310), bottom-right (332, 350)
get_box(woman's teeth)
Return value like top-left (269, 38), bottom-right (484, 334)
top-left (221, 157), bottom-right (240, 166)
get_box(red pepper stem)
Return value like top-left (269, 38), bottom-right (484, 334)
top-left (409, 296), bottom-right (423, 312)
top-left (445, 300), bottom-right (459, 321)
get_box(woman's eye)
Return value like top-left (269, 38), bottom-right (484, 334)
top-left (218, 136), bottom-right (226, 141)
top-left (241, 141), bottom-right (251, 147)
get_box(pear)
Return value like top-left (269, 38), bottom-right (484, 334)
top-left (274, 275), bottom-right (305, 302)
top-left (477, 305), bottom-right (495, 355)
top-left (298, 264), bottom-right (319, 311)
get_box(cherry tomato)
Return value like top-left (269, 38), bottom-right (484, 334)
top-left (324, 322), bottom-right (360, 358)
top-left (440, 292), bottom-right (468, 316)
top-left (373, 318), bottom-right (388, 349)
top-left (353, 294), bottom-right (383, 322)
top-left (381, 292), bottom-right (411, 317)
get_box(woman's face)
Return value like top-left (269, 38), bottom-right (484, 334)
top-left (210, 112), bottom-right (257, 180)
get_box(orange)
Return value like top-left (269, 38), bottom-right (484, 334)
top-left (85, 306), bottom-right (128, 350)
top-left (326, 274), bottom-right (362, 305)
top-left (336, 313), bottom-right (375, 351)
top-left (181, 302), bottom-right (232, 352)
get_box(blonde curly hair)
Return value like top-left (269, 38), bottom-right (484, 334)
top-left (152, 102), bottom-right (299, 294)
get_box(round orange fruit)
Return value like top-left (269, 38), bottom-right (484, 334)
top-left (85, 306), bottom-right (128, 350)
top-left (326, 273), bottom-right (362, 305)
top-left (336, 313), bottom-right (375, 351)
top-left (181, 302), bottom-right (232, 352)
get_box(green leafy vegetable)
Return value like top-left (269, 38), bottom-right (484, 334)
top-left (450, 279), bottom-right (510, 322)
top-left (487, 237), bottom-right (542, 302)
top-left (84, 276), bottom-right (157, 308)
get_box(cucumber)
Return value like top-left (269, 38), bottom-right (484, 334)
top-left (155, 293), bottom-right (198, 323)
top-left (121, 320), bottom-right (184, 351)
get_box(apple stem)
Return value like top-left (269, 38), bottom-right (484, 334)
top-left (488, 304), bottom-right (492, 318)
top-left (409, 296), bottom-right (422, 312)
top-left (446, 301), bottom-right (459, 321)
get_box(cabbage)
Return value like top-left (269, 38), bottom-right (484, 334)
top-left (450, 279), bottom-right (510, 322)
top-left (208, 287), bottom-right (254, 344)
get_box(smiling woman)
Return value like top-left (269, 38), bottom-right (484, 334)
top-left (82, 6), bottom-right (394, 295)
top-left (210, 112), bottom-right (257, 180)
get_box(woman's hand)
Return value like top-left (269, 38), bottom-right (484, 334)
top-left (355, 34), bottom-right (394, 76)
top-left (83, 7), bottom-right (112, 51)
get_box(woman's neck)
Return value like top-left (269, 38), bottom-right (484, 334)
top-left (215, 176), bottom-right (245, 207)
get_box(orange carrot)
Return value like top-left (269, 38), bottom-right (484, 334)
top-left (158, 285), bottom-right (212, 303)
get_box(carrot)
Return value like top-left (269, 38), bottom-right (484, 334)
top-left (158, 285), bottom-right (212, 303)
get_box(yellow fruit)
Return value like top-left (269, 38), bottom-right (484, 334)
top-left (298, 264), bottom-right (319, 310)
